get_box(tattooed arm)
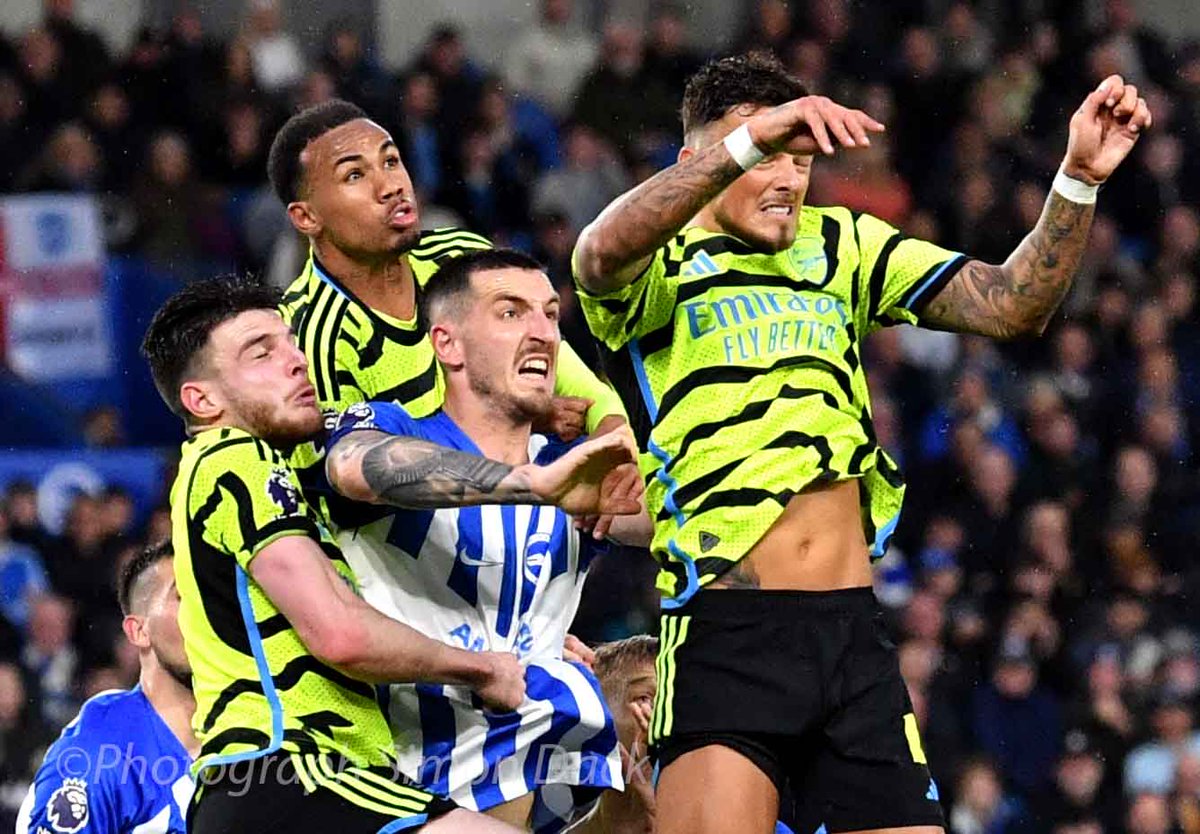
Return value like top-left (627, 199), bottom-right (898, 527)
top-left (573, 97), bottom-right (883, 295)
top-left (923, 74), bottom-right (1151, 339)
top-left (325, 429), bottom-right (644, 516)
top-left (327, 429), bottom-right (537, 508)
top-left (921, 193), bottom-right (1094, 338)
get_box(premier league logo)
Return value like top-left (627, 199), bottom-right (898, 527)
top-left (343, 402), bottom-right (376, 428)
top-left (266, 468), bottom-right (302, 517)
top-left (46, 778), bottom-right (89, 833)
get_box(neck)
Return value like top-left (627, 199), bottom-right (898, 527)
top-left (442, 386), bottom-right (531, 465)
top-left (312, 240), bottom-right (417, 321)
top-left (140, 660), bottom-right (200, 758)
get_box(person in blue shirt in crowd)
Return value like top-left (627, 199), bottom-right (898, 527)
top-left (16, 541), bottom-right (197, 833)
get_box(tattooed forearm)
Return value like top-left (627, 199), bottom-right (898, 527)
top-left (709, 559), bottom-right (761, 590)
top-left (923, 191), bottom-right (1095, 339)
top-left (327, 432), bottom-right (538, 508)
top-left (574, 141), bottom-right (743, 294)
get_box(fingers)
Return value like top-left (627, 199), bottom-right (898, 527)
top-left (802, 106), bottom-right (836, 155)
top-left (591, 514), bottom-right (615, 540)
top-left (1131, 97), bottom-right (1152, 132)
top-left (1080, 75), bottom-right (1120, 119)
top-left (554, 396), bottom-right (592, 414)
top-left (1113, 82), bottom-right (1139, 119)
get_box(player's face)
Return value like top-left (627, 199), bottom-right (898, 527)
top-left (614, 663), bottom-right (656, 753)
top-left (293, 119), bottom-right (421, 259)
top-left (698, 107), bottom-right (813, 252)
top-left (459, 268), bottom-right (561, 422)
top-left (205, 310), bottom-right (322, 445)
top-left (143, 559), bottom-right (191, 686)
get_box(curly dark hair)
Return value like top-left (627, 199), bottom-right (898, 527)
top-left (680, 52), bottom-right (808, 137)
top-left (267, 99), bottom-right (367, 204)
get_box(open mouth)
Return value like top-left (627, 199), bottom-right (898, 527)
top-left (294, 385), bottom-right (317, 406)
top-left (517, 357), bottom-right (550, 378)
top-left (387, 202), bottom-right (416, 228)
top-left (761, 204), bottom-right (795, 217)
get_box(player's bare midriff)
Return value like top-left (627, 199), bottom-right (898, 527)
top-left (708, 478), bottom-right (872, 591)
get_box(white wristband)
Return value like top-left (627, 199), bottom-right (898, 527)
top-left (1052, 167), bottom-right (1099, 205)
top-left (724, 124), bottom-right (766, 171)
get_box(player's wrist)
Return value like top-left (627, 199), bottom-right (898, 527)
top-left (1058, 160), bottom-right (1104, 190)
top-left (439, 645), bottom-right (493, 687)
top-left (724, 123), bottom-right (766, 171)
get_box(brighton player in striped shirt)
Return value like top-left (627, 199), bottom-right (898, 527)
top-left (573, 53), bottom-right (1150, 834)
top-left (324, 249), bottom-right (651, 832)
top-left (266, 100), bottom-right (630, 515)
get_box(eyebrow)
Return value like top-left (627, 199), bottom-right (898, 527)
top-left (237, 332), bottom-right (272, 354)
top-left (492, 292), bottom-right (561, 306)
top-left (334, 139), bottom-right (397, 169)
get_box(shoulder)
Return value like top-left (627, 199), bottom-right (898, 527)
top-left (411, 227), bottom-right (493, 260)
top-left (187, 429), bottom-right (283, 471)
top-left (798, 204), bottom-right (860, 238)
top-left (46, 688), bottom-right (146, 754)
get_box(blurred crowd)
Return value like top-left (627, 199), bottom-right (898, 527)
top-left (3, 0), bottom-right (1200, 831)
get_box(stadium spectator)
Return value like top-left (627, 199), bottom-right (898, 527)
top-left (502, 0), bottom-right (598, 119)
top-left (1124, 689), bottom-right (1200, 795)
top-left (532, 123), bottom-right (629, 236)
top-left (0, 511), bottom-right (48, 634)
top-left (242, 0), bottom-right (305, 94)
top-left (21, 595), bottom-right (78, 729)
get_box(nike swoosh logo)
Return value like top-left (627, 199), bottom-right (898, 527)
top-left (457, 549), bottom-right (503, 567)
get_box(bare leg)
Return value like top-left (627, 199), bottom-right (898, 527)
top-left (656, 745), bottom-right (778, 834)
top-left (422, 807), bottom-right (525, 832)
top-left (484, 793), bottom-right (535, 829)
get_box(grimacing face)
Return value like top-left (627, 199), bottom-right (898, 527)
top-left (441, 267), bottom-right (562, 423)
top-left (194, 309), bottom-right (322, 446)
top-left (290, 118), bottom-right (421, 260)
top-left (690, 105), bottom-right (813, 252)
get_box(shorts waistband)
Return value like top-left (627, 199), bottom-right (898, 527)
top-left (665, 586), bottom-right (877, 617)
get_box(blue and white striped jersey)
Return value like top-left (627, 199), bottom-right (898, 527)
top-left (328, 404), bottom-right (622, 832)
top-left (16, 686), bottom-right (193, 834)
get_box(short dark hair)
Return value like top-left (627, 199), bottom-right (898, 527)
top-left (118, 539), bottom-right (172, 615)
top-left (141, 275), bottom-right (282, 422)
top-left (267, 99), bottom-right (368, 204)
top-left (594, 635), bottom-right (659, 691)
top-left (419, 248), bottom-right (545, 331)
top-left (680, 52), bottom-right (807, 138)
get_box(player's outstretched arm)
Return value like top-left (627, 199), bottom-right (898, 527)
top-left (922, 74), bottom-right (1151, 339)
top-left (250, 534), bottom-right (525, 710)
top-left (573, 96), bottom-right (883, 295)
top-left (326, 429), bottom-right (642, 516)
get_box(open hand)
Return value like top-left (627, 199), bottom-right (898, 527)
top-left (524, 432), bottom-right (643, 516)
top-left (747, 95), bottom-right (885, 157)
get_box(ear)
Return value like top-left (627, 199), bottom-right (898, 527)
top-left (179, 379), bottom-right (224, 423)
top-left (429, 322), bottom-right (464, 370)
top-left (121, 614), bottom-right (150, 650)
top-left (287, 201), bottom-right (322, 237)
top-left (677, 145), bottom-right (694, 164)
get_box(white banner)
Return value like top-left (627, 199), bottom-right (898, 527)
top-left (0, 194), bottom-right (103, 272)
top-left (6, 296), bottom-right (113, 379)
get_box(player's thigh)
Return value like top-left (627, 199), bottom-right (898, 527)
top-left (482, 792), bottom-right (535, 829)
top-left (423, 807), bottom-right (525, 832)
top-left (657, 744), bottom-right (779, 834)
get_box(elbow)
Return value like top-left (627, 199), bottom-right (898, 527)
top-left (305, 617), bottom-right (368, 669)
top-left (573, 226), bottom-right (616, 294)
top-left (325, 455), bottom-right (376, 505)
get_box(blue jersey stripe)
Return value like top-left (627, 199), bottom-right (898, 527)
top-left (415, 684), bottom-right (456, 796)
top-left (470, 705), bottom-right (524, 810)
top-left (496, 505), bottom-right (519, 639)
top-left (448, 507), bottom-right (484, 607)
top-left (522, 666), bottom-right (581, 788)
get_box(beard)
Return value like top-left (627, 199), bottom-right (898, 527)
top-left (155, 647), bottom-right (193, 689)
top-left (234, 393), bottom-right (323, 448)
top-left (465, 365), bottom-right (553, 425)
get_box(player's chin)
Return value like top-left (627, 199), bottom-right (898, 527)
top-left (739, 216), bottom-right (797, 253)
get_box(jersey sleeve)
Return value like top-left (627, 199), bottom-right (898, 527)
top-left (19, 747), bottom-right (118, 834)
top-left (853, 212), bottom-right (969, 332)
top-left (190, 444), bottom-right (318, 570)
top-left (574, 249), bottom-right (678, 351)
top-left (553, 340), bottom-right (629, 432)
top-left (327, 401), bottom-right (426, 450)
